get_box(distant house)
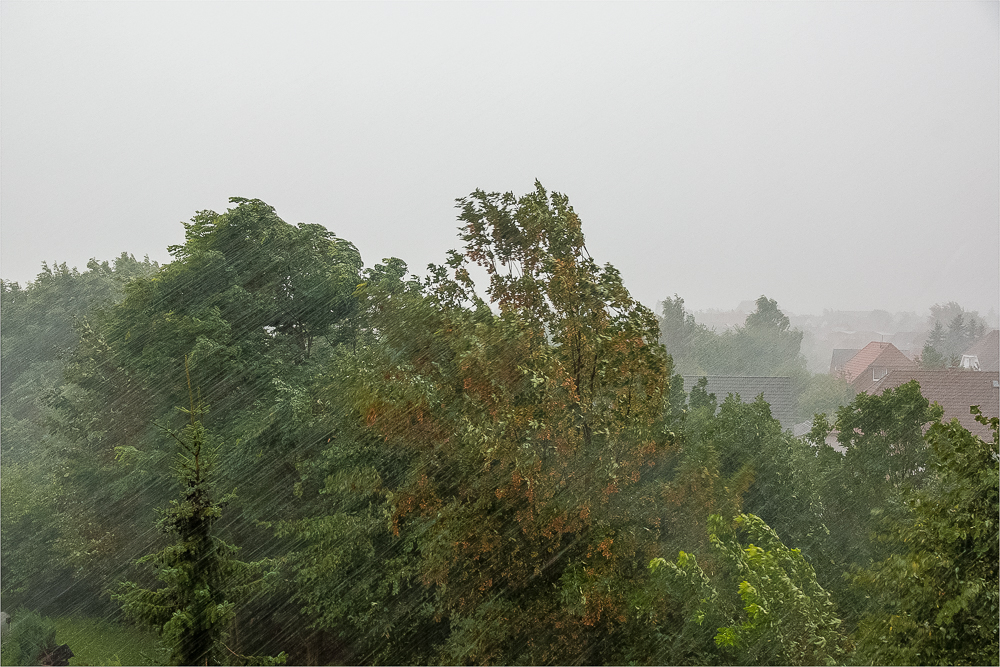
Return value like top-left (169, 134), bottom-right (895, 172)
top-left (838, 341), bottom-right (918, 393)
top-left (829, 348), bottom-right (861, 375)
top-left (867, 369), bottom-right (1000, 441)
top-left (960, 329), bottom-right (1000, 372)
top-left (682, 375), bottom-right (795, 430)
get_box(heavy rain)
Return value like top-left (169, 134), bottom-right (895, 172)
top-left (1, 3), bottom-right (998, 666)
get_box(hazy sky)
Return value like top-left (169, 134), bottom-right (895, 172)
top-left (2, 1), bottom-right (997, 316)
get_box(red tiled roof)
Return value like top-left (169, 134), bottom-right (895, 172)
top-left (842, 341), bottom-right (918, 392)
top-left (868, 369), bottom-right (1000, 440)
top-left (842, 342), bottom-right (899, 382)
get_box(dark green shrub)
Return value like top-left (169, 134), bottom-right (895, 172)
top-left (0, 609), bottom-right (56, 666)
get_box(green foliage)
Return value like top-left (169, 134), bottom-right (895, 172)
top-left (706, 296), bottom-right (806, 377)
top-left (920, 302), bottom-right (988, 368)
top-left (807, 380), bottom-right (943, 631)
top-left (275, 393), bottom-right (440, 664)
top-left (50, 615), bottom-right (167, 666)
top-left (18, 197), bottom-right (363, 630)
top-left (627, 550), bottom-right (720, 664)
top-left (659, 295), bottom-right (714, 375)
top-left (636, 515), bottom-right (846, 666)
top-left (0, 254), bottom-right (160, 615)
top-left (162, 198), bottom-right (362, 356)
top-left (708, 514), bottom-right (846, 665)
top-left (659, 294), bottom-right (806, 378)
top-left (7, 189), bottom-right (992, 665)
top-left (716, 396), bottom-right (826, 551)
top-left (0, 610), bottom-right (57, 666)
top-left (833, 380), bottom-right (937, 489)
top-left (920, 320), bottom-right (948, 369)
top-left (658, 294), bottom-right (817, 425)
top-left (796, 372), bottom-right (855, 423)
top-left (1, 255), bottom-right (158, 411)
top-left (659, 377), bottom-right (826, 569)
top-left (2, 613), bottom-right (170, 667)
top-left (854, 408), bottom-right (999, 665)
top-left (0, 461), bottom-right (70, 611)
top-left (114, 381), bottom-right (284, 666)
top-left (289, 183), bottom-right (673, 665)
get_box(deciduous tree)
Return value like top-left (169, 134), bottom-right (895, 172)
top-left (854, 407), bottom-right (999, 665)
top-left (298, 183), bottom-right (673, 664)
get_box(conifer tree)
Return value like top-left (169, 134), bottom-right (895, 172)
top-left (114, 361), bottom-right (285, 666)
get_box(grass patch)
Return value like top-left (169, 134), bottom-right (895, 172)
top-left (52, 615), bottom-right (166, 666)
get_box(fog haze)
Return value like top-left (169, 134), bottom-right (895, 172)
top-left (2, 1), bottom-right (997, 315)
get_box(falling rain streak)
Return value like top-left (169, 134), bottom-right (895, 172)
top-left (1, 188), bottom-right (997, 665)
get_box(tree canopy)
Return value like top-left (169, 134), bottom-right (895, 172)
top-left (1, 187), bottom-right (996, 665)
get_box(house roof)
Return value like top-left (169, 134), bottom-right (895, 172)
top-left (868, 369), bottom-right (1000, 440)
top-left (681, 375), bottom-right (795, 430)
top-left (829, 348), bottom-right (861, 374)
top-left (842, 341), bottom-right (918, 392)
top-left (964, 329), bottom-right (1000, 372)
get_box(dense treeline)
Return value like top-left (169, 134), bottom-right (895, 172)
top-left (658, 294), bottom-right (855, 423)
top-left (920, 302), bottom-right (990, 369)
top-left (1, 186), bottom-right (997, 665)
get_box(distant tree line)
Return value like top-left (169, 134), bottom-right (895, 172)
top-left (920, 302), bottom-right (989, 369)
top-left (1, 186), bottom-right (996, 665)
top-left (658, 294), bottom-right (854, 423)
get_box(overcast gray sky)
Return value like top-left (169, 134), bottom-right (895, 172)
top-left (2, 1), bottom-right (997, 317)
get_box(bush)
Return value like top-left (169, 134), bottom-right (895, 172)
top-left (0, 609), bottom-right (57, 666)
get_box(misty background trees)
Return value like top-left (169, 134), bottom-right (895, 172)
top-left (919, 302), bottom-right (990, 369)
top-left (1, 189), bottom-right (997, 666)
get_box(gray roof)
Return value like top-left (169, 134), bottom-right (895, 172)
top-left (681, 375), bottom-right (796, 430)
